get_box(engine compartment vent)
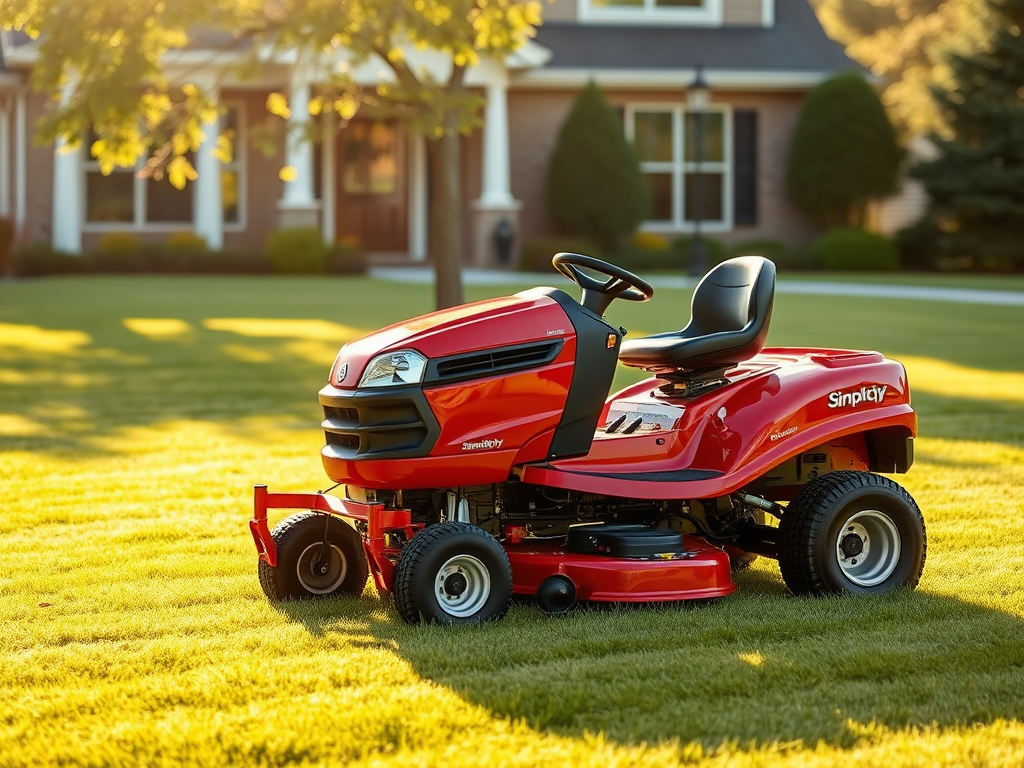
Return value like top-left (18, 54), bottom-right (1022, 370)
top-left (428, 340), bottom-right (564, 384)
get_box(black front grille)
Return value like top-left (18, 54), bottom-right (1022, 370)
top-left (319, 387), bottom-right (440, 460)
top-left (428, 340), bottom-right (563, 384)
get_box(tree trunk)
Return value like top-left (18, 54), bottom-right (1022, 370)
top-left (427, 130), bottom-right (465, 310)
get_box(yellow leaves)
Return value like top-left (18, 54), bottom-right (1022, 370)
top-left (334, 95), bottom-right (360, 120)
top-left (279, 166), bottom-right (298, 182)
top-left (308, 96), bottom-right (324, 116)
top-left (213, 134), bottom-right (233, 165)
top-left (167, 156), bottom-right (197, 190)
top-left (266, 92), bottom-right (291, 119)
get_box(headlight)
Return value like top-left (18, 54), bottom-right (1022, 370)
top-left (359, 350), bottom-right (428, 388)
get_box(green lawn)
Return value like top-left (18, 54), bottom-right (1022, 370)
top-left (2, 274), bottom-right (1023, 767)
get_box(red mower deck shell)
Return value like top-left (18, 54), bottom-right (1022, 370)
top-left (506, 537), bottom-right (735, 602)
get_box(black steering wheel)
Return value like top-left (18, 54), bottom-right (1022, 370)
top-left (552, 252), bottom-right (654, 316)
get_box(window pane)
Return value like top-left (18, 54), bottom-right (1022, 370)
top-left (222, 169), bottom-right (239, 223)
top-left (645, 172), bottom-right (674, 221)
top-left (634, 111), bottom-right (674, 163)
top-left (86, 172), bottom-right (134, 223)
top-left (342, 121), bottom-right (397, 195)
top-left (685, 112), bottom-right (724, 163)
top-left (685, 172), bottom-right (723, 222)
top-left (146, 178), bottom-right (193, 223)
top-left (656, 0), bottom-right (704, 6)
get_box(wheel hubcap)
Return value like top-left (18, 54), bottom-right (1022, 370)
top-left (835, 509), bottom-right (901, 587)
top-left (296, 542), bottom-right (348, 594)
top-left (435, 555), bottom-right (490, 618)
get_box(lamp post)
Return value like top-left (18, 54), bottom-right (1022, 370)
top-left (687, 65), bottom-right (710, 278)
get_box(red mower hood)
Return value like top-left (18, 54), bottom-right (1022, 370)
top-left (328, 288), bottom-right (574, 389)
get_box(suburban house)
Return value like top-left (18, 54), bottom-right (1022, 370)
top-left (0, 0), bottom-right (857, 267)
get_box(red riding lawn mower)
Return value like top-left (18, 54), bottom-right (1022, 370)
top-left (250, 254), bottom-right (926, 624)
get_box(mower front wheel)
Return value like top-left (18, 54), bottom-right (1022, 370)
top-left (258, 511), bottom-right (369, 601)
top-left (777, 471), bottom-right (926, 596)
top-left (393, 522), bottom-right (512, 625)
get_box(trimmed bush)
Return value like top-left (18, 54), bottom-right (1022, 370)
top-left (267, 227), bottom-right (328, 274)
top-left (631, 231), bottom-right (671, 251)
top-left (546, 81), bottom-right (649, 253)
top-left (810, 228), bottom-right (900, 271)
top-left (519, 237), bottom-right (601, 273)
top-left (328, 240), bottom-right (368, 275)
top-left (165, 231), bottom-right (208, 253)
top-left (14, 243), bottom-right (90, 276)
top-left (97, 232), bottom-right (143, 254)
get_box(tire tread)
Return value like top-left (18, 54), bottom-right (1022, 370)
top-left (777, 470), bottom-right (926, 596)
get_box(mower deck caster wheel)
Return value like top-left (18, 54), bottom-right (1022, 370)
top-left (258, 511), bottom-right (369, 601)
top-left (536, 574), bottom-right (577, 615)
top-left (777, 471), bottom-right (926, 596)
top-left (393, 521), bottom-right (512, 625)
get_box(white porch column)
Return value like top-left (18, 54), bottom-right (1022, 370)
top-left (0, 95), bottom-right (10, 217)
top-left (52, 80), bottom-right (82, 254)
top-left (194, 94), bottom-right (224, 250)
top-left (477, 67), bottom-right (514, 208)
top-left (14, 88), bottom-right (26, 235)
top-left (278, 57), bottom-right (320, 228)
top-left (471, 59), bottom-right (521, 268)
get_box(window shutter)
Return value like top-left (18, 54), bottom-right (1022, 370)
top-left (733, 110), bottom-right (758, 226)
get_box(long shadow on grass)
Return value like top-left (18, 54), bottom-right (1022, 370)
top-left (272, 566), bottom-right (1024, 753)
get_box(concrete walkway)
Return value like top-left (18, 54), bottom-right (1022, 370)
top-left (369, 267), bottom-right (1024, 307)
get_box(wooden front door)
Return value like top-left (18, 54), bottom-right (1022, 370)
top-left (336, 119), bottom-right (408, 252)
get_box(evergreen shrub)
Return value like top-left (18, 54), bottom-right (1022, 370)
top-left (786, 72), bottom-right (903, 228)
top-left (546, 81), bottom-right (649, 253)
top-left (810, 228), bottom-right (900, 271)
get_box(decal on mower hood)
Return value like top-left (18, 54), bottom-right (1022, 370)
top-left (462, 438), bottom-right (504, 451)
top-left (827, 385), bottom-right (888, 409)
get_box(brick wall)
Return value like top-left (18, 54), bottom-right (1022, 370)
top-left (507, 86), bottom-right (819, 250)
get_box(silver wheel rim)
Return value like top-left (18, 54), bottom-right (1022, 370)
top-left (836, 509), bottom-right (901, 587)
top-left (435, 554), bottom-right (491, 618)
top-left (296, 542), bottom-right (348, 594)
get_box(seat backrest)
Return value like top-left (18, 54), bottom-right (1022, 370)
top-left (687, 256), bottom-right (775, 339)
top-left (617, 256), bottom-right (775, 373)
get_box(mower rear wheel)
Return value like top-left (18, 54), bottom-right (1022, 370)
top-left (777, 471), bottom-right (926, 596)
top-left (393, 522), bottom-right (512, 625)
top-left (258, 511), bottom-right (368, 601)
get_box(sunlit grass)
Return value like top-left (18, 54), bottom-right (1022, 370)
top-left (1, 275), bottom-right (1023, 766)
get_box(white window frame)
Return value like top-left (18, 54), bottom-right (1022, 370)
top-left (626, 103), bottom-right (733, 233)
top-left (220, 101), bottom-right (247, 232)
top-left (81, 102), bottom-right (246, 232)
top-left (578, 0), bottom-right (723, 26)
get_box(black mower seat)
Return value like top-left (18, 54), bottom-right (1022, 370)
top-left (618, 256), bottom-right (776, 372)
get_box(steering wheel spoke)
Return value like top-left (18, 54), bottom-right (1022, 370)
top-left (551, 252), bottom-right (654, 316)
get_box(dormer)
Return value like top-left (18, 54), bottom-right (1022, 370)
top-left (544, 0), bottom-right (775, 27)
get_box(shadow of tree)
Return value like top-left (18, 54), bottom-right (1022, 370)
top-left (272, 570), bottom-right (1024, 752)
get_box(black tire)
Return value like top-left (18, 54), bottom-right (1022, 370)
top-left (778, 471), bottom-right (926, 596)
top-left (258, 511), bottom-right (369, 601)
top-left (393, 522), bottom-right (512, 625)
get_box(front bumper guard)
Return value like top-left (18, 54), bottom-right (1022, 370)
top-left (250, 484), bottom-right (418, 594)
